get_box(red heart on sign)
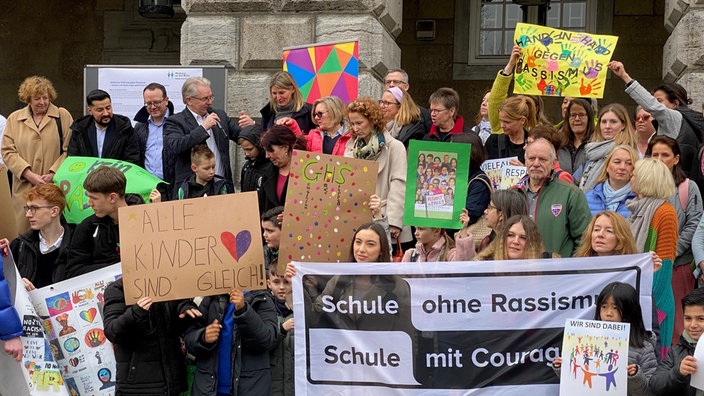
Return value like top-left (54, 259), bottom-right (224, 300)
top-left (221, 232), bottom-right (238, 261)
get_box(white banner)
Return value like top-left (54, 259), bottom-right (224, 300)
top-left (98, 68), bottom-right (202, 119)
top-left (293, 254), bottom-right (653, 395)
top-left (2, 254), bottom-right (69, 396)
top-left (29, 265), bottom-right (122, 396)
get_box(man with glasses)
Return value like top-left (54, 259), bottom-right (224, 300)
top-left (384, 68), bottom-right (432, 132)
top-left (68, 89), bottom-right (140, 165)
top-left (165, 77), bottom-right (252, 195)
top-left (134, 83), bottom-right (174, 180)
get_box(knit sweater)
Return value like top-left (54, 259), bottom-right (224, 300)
top-left (645, 203), bottom-right (678, 355)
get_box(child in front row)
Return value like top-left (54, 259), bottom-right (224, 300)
top-left (650, 287), bottom-right (704, 396)
top-left (268, 261), bottom-right (294, 396)
top-left (177, 144), bottom-right (228, 200)
top-left (553, 282), bottom-right (658, 396)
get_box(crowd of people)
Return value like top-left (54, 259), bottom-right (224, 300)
top-left (1, 49), bottom-right (704, 395)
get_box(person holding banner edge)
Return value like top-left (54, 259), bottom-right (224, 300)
top-left (0, 254), bottom-right (22, 363)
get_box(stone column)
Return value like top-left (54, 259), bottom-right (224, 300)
top-left (179, 0), bottom-right (402, 189)
top-left (663, 0), bottom-right (704, 110)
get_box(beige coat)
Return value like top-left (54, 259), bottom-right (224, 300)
top-left (345, 131), bottom-right (410, 242)
top-left (1, 104), bottom-right (72, 234)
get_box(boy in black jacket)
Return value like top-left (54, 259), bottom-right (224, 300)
top-left (176, 144), bottom-right (228, 200)
top-left (65, 165), bottom-right (127, 278)
top-left (650, 287), bottom-right (704, 395)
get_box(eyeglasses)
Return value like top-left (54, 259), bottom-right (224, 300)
top-left (487, 204), bottom-right (497, 211)
top-left (378, 100), bottom-right (400, 108)
top-left (384, 79), bottom-right (407, 86)
top-left (144, 98), bottom-right (167, 107)
top-left (636, 115), bottom-right (652, 121)
top-left (190, 95), bottom-right (214, 102)
top-left (569, 113), bottom-right (588, 119)
top-left (24, 205), bottom-right (54, 214)
top-left (430, 108), bottom-right (450, 115)
top-left (313, 111), bottom-right (327, 119)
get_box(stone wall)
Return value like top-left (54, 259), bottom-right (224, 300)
top-left (664, 0), bottom-right (704, 111)
top-left (398, 0), bottom-right (669, 123)
top-left (179, 0), bottom-right (402, 118)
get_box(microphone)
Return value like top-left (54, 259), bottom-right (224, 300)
top-left (207, 106), bottom-right (227, 138)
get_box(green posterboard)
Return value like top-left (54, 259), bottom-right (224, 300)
top-left (403, 140), bottom-right (471, 229)
top-left (55, 156), bottom-right (165, 224)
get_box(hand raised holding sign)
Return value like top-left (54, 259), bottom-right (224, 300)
top-left (230, 289), bottom-right (246, 311)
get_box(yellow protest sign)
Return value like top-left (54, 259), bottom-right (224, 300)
top-left (512, 23), bottom-right (618, 98)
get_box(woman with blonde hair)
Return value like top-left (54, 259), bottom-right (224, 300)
top-left (628, 158), bottom-right (678, 354)
top-left (574, 211), bottom-right (639, 257)
top-left (243, 71), bottom-right (314, 134)
top-left (484, 95), bottom-right (537, 164)
top-left (301, 95), bottom-right (350, 155)
top-left (584, 145), bottom-right (639, 217)
top-left (579, 103), bottom-right (638, 191)
top-left (474, 215), bottom-right (555, 261)
top-left (381, 86), bottom-right (427, 147)
top-left (1, 76), bottom-right (73, 233)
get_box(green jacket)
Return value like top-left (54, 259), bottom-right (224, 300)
top-left (515, 174), bottom-right (591, 257)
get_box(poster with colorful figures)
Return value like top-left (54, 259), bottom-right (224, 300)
top-left (283, 40), bottom-right (359, 104)
top-left (512, 23), bottom-right (618, 98)
top-left (559, 319), bottom-right (630, 396)
top-left (2, 253), bottom-right (69, 396)
top-left (29, 265), bottom-right (122, 396)
top-left (279, 150), bottom-right (378, 271)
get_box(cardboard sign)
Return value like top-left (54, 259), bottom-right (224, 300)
top-left (280, 151), bottom-right (378, 268)
top-left (513, 23), bottom-right (618, 98)
top-left (118, 192), bottom-right (266, 304)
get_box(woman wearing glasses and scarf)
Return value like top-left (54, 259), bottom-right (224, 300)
top-left (381, 86), bottom-right (428, 147)
top-left (344, 97), bottom-right (409, 246)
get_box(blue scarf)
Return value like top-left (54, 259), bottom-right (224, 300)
top-left (603, 181), bottom-right (632, 212)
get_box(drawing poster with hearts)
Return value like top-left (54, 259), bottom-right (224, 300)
top-left (512, 23), bottom-right (618, 98)
top-left (118, 192), bottom-right (266, 304)
top-left (29, 264), bottom-right (122, 396)
top-left (279, 151), bottom-right (378, 270)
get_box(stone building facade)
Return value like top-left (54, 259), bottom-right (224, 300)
top-left (0, 1), bottom-right (697, 130)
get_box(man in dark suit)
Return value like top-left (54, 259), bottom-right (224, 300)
top-left (68, 89), bottom-right (140, 165)
top-left (164, 77), bottom-right (254, 195)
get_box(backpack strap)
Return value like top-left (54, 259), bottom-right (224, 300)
top-left (55, 117), bottom-right (64, 155)
top-left (679, 179), bottom-right (689, 212)
top-left (469, 174), bottom-right (494, 193)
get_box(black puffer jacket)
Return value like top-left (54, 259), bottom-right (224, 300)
top-left (184, 290), bottom-right (278, 396)
top-left (238, 127), bottom-right (273, 212)
top-left (103, 278), bottom-right (190, 395)
top-left (649, 335), bottom-right (697, 396)
top-left (260, 103), bottom-right (313, 134)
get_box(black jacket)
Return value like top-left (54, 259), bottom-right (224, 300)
top-left (65, 214), bottom-right (120, 279)
top-left (260, 103), bottom-right (314, 134)
top-left (260, 165), bottom-right (288, 215)
top-left (164, 108), bottom-right (240, 195)
top-left (238, 127), bottom-right (273, 213)
top-left (649, 335), bottom-right (697, 396)
top-left (133, 102), bottom-right (176, 184)
top-left (68, 114), bottom-right (141, 165)
top-left (396, 118), bottom-right (429, 148)
top-left (176, 174), bottom-right (228, 200)
top-left (184, 290), bottom-right (278, 396)
top-left (675, 106), bottom-right (704, 195)
top-left (10, 226), bottom-right (72, 287)
top-left (103, 278), bottom-right (190, 396)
